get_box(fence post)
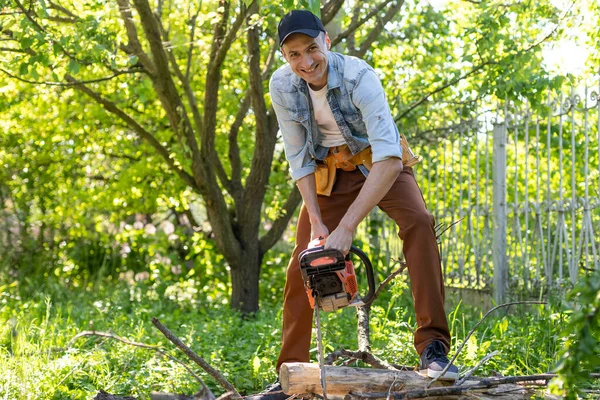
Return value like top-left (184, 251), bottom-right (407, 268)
top-left (492, 121), bottom-right (508, 303)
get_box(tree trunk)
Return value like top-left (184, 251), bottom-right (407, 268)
top-left (229, 245), bottom-right (262, 313)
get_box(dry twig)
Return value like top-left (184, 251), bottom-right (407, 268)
top-left (427, 301), bottom-right (546, 387)
top-left (365, 261), bottom-right (407, 307)
top-left (325, 349), bottom-right (397, 370)
top-left (456, 350), bottom-right (499, 385)
top-left (152, 318), bottom-right (242, 400)
top-left (69, 330), bottom-right (215, 400)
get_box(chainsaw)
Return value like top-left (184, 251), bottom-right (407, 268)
top-left (298, 238), bottom-right (376, 398)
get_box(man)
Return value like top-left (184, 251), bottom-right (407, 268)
top-left (262, 9), bottom-right (458, 397)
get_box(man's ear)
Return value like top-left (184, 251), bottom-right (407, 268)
top-left (324, 32), bottom-right (331, 50)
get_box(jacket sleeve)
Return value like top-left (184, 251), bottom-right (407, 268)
top-left (351, 69), bottom-right (402, 163)
top-left (269, 77), bottom-right (317, 181)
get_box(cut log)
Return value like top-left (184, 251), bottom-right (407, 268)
top-left (279, 362), bottom-right (440, 396)
top-left (279, 363), bottom-right (552, 400)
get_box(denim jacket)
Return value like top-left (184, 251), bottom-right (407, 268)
top-left (269, 51), bottom-right (402, 181)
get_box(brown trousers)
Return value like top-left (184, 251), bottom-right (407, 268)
top-left (276, 167), bottom-right (450, 371)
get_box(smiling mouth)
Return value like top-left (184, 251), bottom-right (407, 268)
top-left (302, 64), bottom-right (318, 73)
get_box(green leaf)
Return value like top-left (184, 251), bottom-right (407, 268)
top-left (20, 37), bottom-right (35, 50)
top-left (252, 355), bottom-right (261, 374)
top-left (39, 0), bottom-right (50, 17)
top-left (19, 62), bottom-right (29, 76)
top-left (128, 55), bottom-right (139, 66)
top-left (297, 0), bottom-right (320, 16)
top-left (68, 60), bottom-right (80, 74)
top-left (308, 0), bottom-right (321, 16)
top-left (30, 66), bottom-right (39, 80)
top-left (52, 42), bottom-right (62, 56)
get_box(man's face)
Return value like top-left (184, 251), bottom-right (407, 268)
top-left (281, 32), bottom-right (330, 90)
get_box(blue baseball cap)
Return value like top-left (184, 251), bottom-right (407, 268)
top-left (278, 10), bottom-right (326, 46)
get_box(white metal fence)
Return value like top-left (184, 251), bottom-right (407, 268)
top-left (362, 73), bottom-right (600, 301)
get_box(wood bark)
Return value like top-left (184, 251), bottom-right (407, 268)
top-left (279, 362), bottom-right (437, 396)
top-left (279, 363), bottom-right (548, 400)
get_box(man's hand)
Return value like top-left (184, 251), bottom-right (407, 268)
top-left (324, 223), bottom-right (353, 255)
top-left (296, 173), bottom-right (329, 241)
top-left (311, 219), bottom-right (329, 241)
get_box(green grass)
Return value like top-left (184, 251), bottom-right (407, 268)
top-left (0, 265), bottom-right (571, 400)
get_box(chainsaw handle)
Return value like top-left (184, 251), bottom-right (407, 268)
top-left (348, 246), bottom-right (376, 306)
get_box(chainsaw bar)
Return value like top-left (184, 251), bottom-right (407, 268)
top-left (314, 295), bottom-right (327, 399)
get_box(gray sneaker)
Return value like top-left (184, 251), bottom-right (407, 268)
top-left (419, 340), bottom-right (459, 381)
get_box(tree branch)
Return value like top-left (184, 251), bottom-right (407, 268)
top-left (394, 4), bottom-right (569, 122)
top-left (259, 186), bottom-right (302, 254)
top-left (0, 46), bottom-right (34, 54)
top-left (242, 1), bottom-right (275, 241)
top-left (394, 62), bottom-right (492, 123)
top-left (47, 0), bottom-right (82, 21)
top-left (325, 349), bottom-right (398, 370)
top-left (13, 0), bottom-right (45, 33)
top-left (154, 14), bottom-right (234, 200)
top-left (345, 1), bottom-right (363, 53)
top-left (116, 0), bottom-right (156, 75)
top-left (68, 330), bottom-right (215, 400)
top-left (211, 5), bottom-right (249, 75)
top-left (427, 301), bottom-right (547, 387)
top-left (203, 1), bottom-right (245, 154)
top-left (321, 0), bottom-right (345, 25)
top-left (152, 318), bottom-right (242, 400)
top-left (14, 0), bottom-right (92, 65)
top-left (364, 261), bottom-right (406, 307)
top-left (100, 150), bottom-right (141, 162)
top-left (353, 0), bottom-right (405, 58)
top-left (131, 0), bottom-right (204, 186)
top-left (185, 2), bottom-right (202, 82)
top-left (65, 74), bottom-right (198, 191)
top-left (228, 93), bottom-right (250, 200)
top-left (0, 67), bottom-right (141, 86)
top-left (456, 350), bottom-right (499, 385)
top-left (261, 40), bottom-right (278, 81)
top-left (330, 0), bottom-right (396, 48)
top-left (47, 15), bottom-right (79, 23)
top-left (156, 11), bottom-right (204, 135)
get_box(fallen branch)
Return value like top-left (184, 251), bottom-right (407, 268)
top-left (325, 349), bottom-right (398, 370)
top-left (456, 350), bottom-right (499, 385)
top-left (345, 374), bottom-right (556, 399)
top-left (427, 301), bottom-right (547, 387)
top-left (152, 318), bottom-right (242, 400)
top-left (70, 330), bottom-right (215, 400)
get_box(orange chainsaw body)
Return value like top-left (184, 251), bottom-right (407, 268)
top-left (299, 238), bottom-right (361, 311)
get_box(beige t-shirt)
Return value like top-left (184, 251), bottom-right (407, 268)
top-left (308, 85), bottom-right (347, 148)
